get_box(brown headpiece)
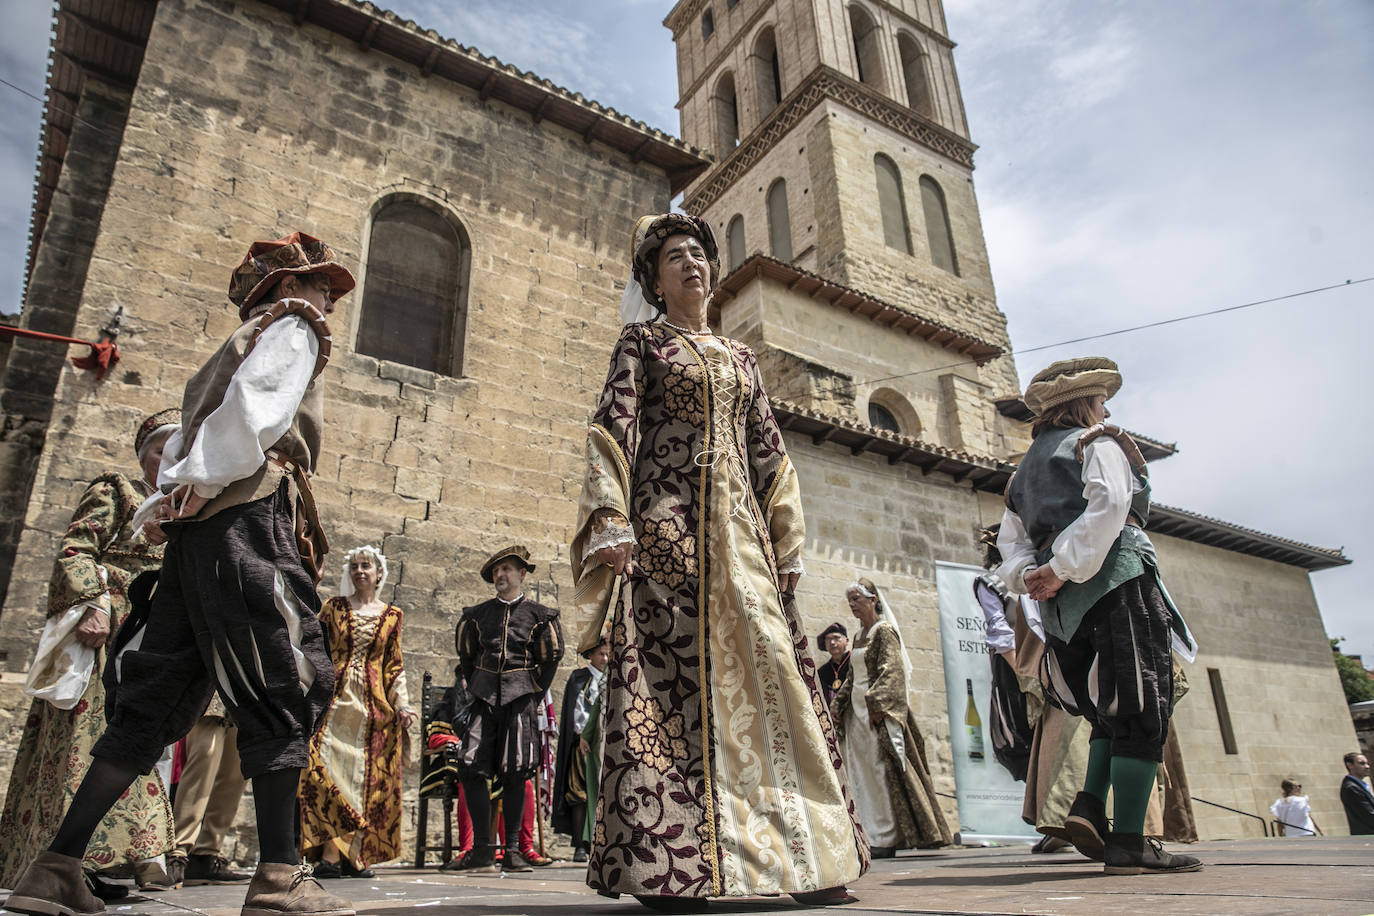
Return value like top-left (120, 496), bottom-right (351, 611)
top-left (227, 231), bottom-right (356, 320)
top-left (480, 545), bottom-right (537, 583)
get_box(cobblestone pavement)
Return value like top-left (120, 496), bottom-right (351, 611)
top-left (3, 838), bottom-right (1372, 916)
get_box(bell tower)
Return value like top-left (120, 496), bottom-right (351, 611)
top-left (664, 0), bottom-right (1023, 457)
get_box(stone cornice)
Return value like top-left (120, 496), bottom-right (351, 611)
top-left (683, 66), bottom-right (976, 214)
top-left (665, 0), bottom-right (713, 34)
top-left (714, 254), bottom-right (1004, 363)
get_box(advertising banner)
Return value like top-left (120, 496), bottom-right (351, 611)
top-left (935, 561), bottom-right (1038, 845)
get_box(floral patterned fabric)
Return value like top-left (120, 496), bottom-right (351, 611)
top-left (0, 474), bottom-right (171, 886)
top-left (572, 323), bottom-right (868, 898)
top-left (832, 620), bottom-right (952, 850)
top-left (299, 598), bottom-right (409, 869)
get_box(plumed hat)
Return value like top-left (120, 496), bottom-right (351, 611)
top-left (1023, 357), bottom-right (1122, 415)
top-left (630, 213), bottom-right (721, 307)
top-left (134, 407), bottom-right (181, 460)
top-left (480, 545), bottom-right (536, 583)
top-left (816, 621), bottom-right (848, 652)
top-left (227, 231), bottom-right (356, 319)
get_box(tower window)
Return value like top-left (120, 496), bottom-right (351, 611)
top-left (767, 179), bottom-right (792, 261)
top-left (898, 32), bottom-right (933, 117)
top-left (727, 214), bottom-right (746, 272)
top-left (919, 175), bottom-right (958, 275)
top-left (848, 5), bottom-right (885, 91)
top-left (702, 9), bottom-right (715, 40)
top-left (357, 197), bottom-right (469, 375)
top-left (754, 27), bottom-right (782, 119)
top-left (715, 71), bottom-right (739, 154)
top-left (874, 153), bottom-right (912, 254)
top-left (727, 0), bottom-right (738, 8)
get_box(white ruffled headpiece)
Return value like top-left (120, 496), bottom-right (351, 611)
top-left (340, 544), bottom-right (388, 600)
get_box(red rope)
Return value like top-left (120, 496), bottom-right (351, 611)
top-left (0, 324), bottom-right (120, 380)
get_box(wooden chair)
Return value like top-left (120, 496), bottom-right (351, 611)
top-left (414, 671), bottom-right (456, 867)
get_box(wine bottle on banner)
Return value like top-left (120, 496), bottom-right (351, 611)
top-left (964, 677), bottom-right (984, 761)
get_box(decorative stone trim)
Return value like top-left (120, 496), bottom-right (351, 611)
top-left (684, 66), bottom-right (977, 214)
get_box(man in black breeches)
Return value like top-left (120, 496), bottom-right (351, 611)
top-left (449, 546), bottom-right (563, 873)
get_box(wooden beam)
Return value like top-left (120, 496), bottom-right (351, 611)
top-left (811, 427), bottom-right (836, 446)
top-left (850, 438), bottom-right (870, 456)
top-left (58, 9), bottom-right (148, 49)
top-left (887, 446), bottom-right (913, 465)
top-left (629, 136), bottom-right (652, 163)
top-left (583, 115), bottom-right (603, 144)
top-left (293, 0), bottom-right (311, 25)
top-left (478, 72), bottom-right (498, 101)
top-left (531, 95), bottom-right (551, 124)
top-left (358, 21), bottom-right (379, 51)
top-left (420, 47), bottom-right (440, 77)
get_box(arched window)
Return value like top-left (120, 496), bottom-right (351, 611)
top-left (356, 197), bottom-right (469, 375)
top-left (848, 5), bottom-right (885, 91)
top-left (715, 71), bottom-right (739, 155)
top-left (868, 388), bottom-right (921, 435)
top-left (868, 403), bottom-right (899, 433)
top-left (766, 179), bottom-right (792, 261)
top-left (702, 8), bottom-right (715, 40)
top-left (874, 154), bottom-right (912, 254)
top-left (919, 176), bottom-right (958, 274)
top-left (897, 33), bottom-right (932, 117)
top-left (726, 214), bottom-right (746, 272)
top-left (753, 27), bottom-right (782, 119)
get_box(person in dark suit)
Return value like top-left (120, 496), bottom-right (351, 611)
top-left (1340, 752), bottom-right (1374, 835)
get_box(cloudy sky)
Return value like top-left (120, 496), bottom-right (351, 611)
top-left (2, 1), bottom-right (1371, 658)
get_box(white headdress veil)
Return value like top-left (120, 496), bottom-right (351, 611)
top-left (340, 544), bottom-right (388, 600)
top-left (849, 576), bottom-right (913, 755)
top-left (620, 276), bottom-right (660, 327)
top-left (848, 577), bottom-right (914, 686)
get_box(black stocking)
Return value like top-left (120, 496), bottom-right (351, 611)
top-left (253, 768), bottom-right (302, 865)
top-left (48, 758), bottom-right (142, 858)
top-left (461, 772), bottom-right (493, 848)
top-left (501, 775), bottom-right (527, 850)
top-left (570, 804), bottom-right (587, 850)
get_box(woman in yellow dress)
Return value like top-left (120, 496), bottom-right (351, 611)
top-left (300, 545), bottom-right (415, 877)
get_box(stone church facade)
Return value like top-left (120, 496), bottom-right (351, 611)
top-left (0, 0), bottom-right (1355, 859)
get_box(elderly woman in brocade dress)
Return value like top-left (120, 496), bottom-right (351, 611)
top-left (300, 545), bottom-right (415, 877)
top-left (832, 578), bottom-right (951, 857)
top-left (0, 409), bottom-right (181, 895)
top-left (570, 213), bottom-right (868, 909)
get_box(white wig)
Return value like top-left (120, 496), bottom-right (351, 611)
top-left (340, 544), bottom-right (388, 600)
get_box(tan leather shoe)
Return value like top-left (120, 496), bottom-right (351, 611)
top-left (135, 860), bottom-right (179, 891)
top-left (4, 850), bottom-right (105, 916)
top-left (240, 863), bottom-right (354, 916)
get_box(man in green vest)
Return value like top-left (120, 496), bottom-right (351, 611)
top-left (995, 357), bottom-right (1199, 876)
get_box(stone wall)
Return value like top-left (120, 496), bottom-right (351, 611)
top-left (719, 275), bottom-right (1003, 451)
top-left (1153, 534), bottom-right (1359, 838)
top-left (0, 78), bottom-right (134, 637)
top-left (0, 0), bottom-right (670, 852)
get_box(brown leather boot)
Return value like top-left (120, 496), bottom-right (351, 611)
top-left (4, 850), bottom-right (105, 916)
top-left (239, 863), bottom-right (354, 916)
